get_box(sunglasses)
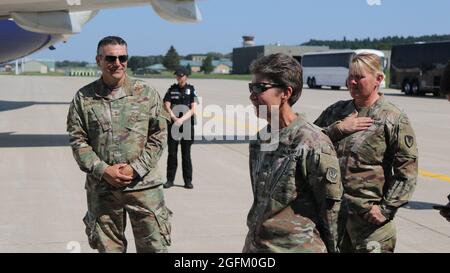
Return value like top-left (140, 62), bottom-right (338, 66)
top-left (248, 82), bottom-right (286, 94)
top-left (103, 55), bottom-right (128, 63)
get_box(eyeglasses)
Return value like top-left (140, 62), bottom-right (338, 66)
top-left (248, 82), bottom-right (286, 94)
top-left (103, 55), bottom-right (128, 63)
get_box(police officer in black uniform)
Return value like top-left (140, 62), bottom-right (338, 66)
top-left (163, 67), bottom-right (198, 189)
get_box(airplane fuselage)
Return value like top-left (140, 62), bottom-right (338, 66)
top-left (0, 0), bottom-right (201, 63)
top-left (0, 0), bottom-right (150, 18)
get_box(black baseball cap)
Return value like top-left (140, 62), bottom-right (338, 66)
top-left (174, 67), bottom-right (188, 77)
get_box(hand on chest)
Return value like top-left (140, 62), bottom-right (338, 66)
top-left (343, 118), bottom-right (387, 162)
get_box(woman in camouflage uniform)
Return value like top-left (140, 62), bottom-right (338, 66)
top-left (314, 53), bottom-right (418, 253)
top-left (243, 53), bottom-right (344, 253)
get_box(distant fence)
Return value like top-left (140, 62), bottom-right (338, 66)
top-left (65, 69), bottom-right (99, 77)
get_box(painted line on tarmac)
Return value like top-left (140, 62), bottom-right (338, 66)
top-left (201, 113), bottom-right (450, 184)
top-left (419, 170), bottom-right (450, 183)
top-left (201, 112), bottom-right (260, 132)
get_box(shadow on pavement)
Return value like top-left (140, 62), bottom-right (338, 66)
top-left (0, 100), bottom-right (69, 112)
top-left (0, 133), bottom-right (254, 148)
top-left (403, 201), bottom-right (444, 210)
top-left (194, 135), bottom-right (252, 144)
top-left (0, 132), bottom-right (69, 147)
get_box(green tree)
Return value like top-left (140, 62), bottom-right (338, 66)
top-left (128, 56), bottom-right (144, 72)
top-left (201, 55), bottom-right (214, 74)
top-left (128, 55), bottom-right (165, 72)
top-left (56, 60), bottom-right (88, 68)
top-left (163, 45), bottom-right (180, 71)
top-left (206, 52), bottom-right (225, 60)
top-left (186, 63), bottom-right (192, 75)
top-left (301, 34), bottom-right (450, 50)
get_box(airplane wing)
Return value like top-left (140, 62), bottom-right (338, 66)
top-left (151, 0), bottom-right (202, 23)
top-left (0, 0), bottom-right (202, 64)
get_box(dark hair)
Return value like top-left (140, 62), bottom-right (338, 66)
top-left (250, 53), bottom-right (303, 106)
top-left (440, 61), bottom-right (450, 95)
top-left (97, 36), bottom-right (127, 56)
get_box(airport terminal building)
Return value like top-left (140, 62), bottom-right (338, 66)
top-left (232, 44), bottom-right (330, 74)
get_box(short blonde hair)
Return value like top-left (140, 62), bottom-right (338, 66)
top-left (349, 53), bottom-right (384, 77)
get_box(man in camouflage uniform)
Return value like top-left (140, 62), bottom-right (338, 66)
top-left (67, 36), bottom-right (171, 253)
top-left (243, 53), bottom-right (344, 253)
top-left (314, 53), bottom-right (418, 253)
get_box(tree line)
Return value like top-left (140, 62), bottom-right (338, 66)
top-left (129, 46), bottom-right (231, 74)
top-left (56, 60), bottom-right (89, 68)
top-left (302, 34), bottom-right (450, 50)
top-left (56, 45), bottom-right (231, 74)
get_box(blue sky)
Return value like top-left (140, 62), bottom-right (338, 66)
top-left (31, 0), bottom-right (450, 62)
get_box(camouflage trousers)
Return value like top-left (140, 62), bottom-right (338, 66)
top-left (342, 213), bottom-right (396, 253)
top-left (83, 185), bottom-right (172, 253)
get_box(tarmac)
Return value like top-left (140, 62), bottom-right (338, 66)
top-left (0, 75), bottom-right (449, 253)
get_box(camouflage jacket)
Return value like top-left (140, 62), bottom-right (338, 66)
top-left (243, 114), bottom-right (343, 253)
top-left (67, 76), bottom-right (170, 193)
top-left (314, 95), bottom-right (418, 219)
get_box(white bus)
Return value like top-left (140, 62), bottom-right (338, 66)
top-left (302, 49), bottom-right (387, 90)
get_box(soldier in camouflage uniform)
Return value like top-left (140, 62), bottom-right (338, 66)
top-left (438, 195), bottom-right (450, 222)
top-left (314, 53), bottom-right (418, 253)
top-left (67, 36), bottom-right (172, 253)
top-left (439, 62), bottom-right (450, 222)
top-left (440, 61), bottom-right (450, 101)
top-left (243, 53), bottom-right (344, 253)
